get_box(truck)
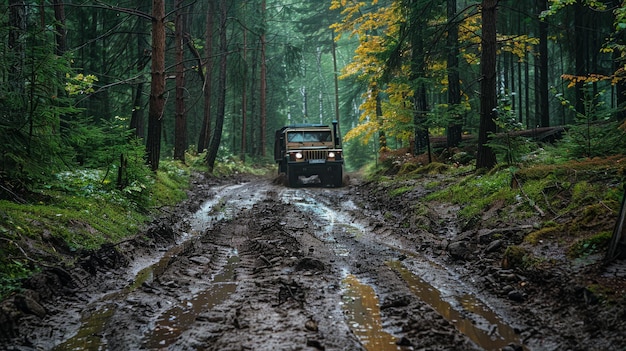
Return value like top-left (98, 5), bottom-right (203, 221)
top-left (274, 121), bottom-right (344, 187)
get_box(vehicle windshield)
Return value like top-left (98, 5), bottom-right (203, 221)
top-left (287, 131), bottom-right (332, 143)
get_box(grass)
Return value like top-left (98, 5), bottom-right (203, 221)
top-left (0, 150), bottom-right (277, 300)
top-left (0, 158), bottom-right (193, 299)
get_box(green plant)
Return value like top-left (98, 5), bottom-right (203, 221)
top-left (389, 186), bottom-right (412, 198)
top-left (568, 231), bottom-right (612, 258)
top-left (487, 93), bottom-right (534, 165)
top-left (552, 84), bottom-right (625, 158)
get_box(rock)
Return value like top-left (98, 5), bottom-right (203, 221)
top-left (448, 241), bottom-right (471, 260)
top-left (396, 336), bottom-right (413, 346)
top-left (484, 239), bottom-right (503, 253)
top-left (507, 290), bottom-right (526, 302)
top-left (502, 285), bottom-right (515, 294)
top-left (306, 338), bottom-right (325, 350)
top-left (15, 294), bottom-right (46, 318)
top-left (305, 319), bottom-right (318, 331)
top-left (295, 257), bottom-right (326, 272)
top-left (502, 343), bottom-right (524, 351)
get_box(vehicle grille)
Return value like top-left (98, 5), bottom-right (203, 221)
top-left (304, 150), bottom-right (327, 160)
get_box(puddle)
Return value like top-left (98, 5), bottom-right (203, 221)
top-left (341, 274), bottom-right (410, 351)
top-left (387, 261), bottom-right (526, 351)
top-left (143, 253), bottom-right (239, 348)
top-left (52, 305), bottom-right (114, 351)
top-left (284, 190), bottom-right (367, 257)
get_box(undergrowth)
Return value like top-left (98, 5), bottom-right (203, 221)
top-left (0, 148), bottom-right (272, 300)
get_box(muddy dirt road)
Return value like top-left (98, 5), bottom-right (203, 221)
top-left (2, 174), bottom-right (623, 350)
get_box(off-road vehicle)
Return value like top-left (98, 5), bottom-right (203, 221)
top-left (274, 121), bottom-right (343, 187)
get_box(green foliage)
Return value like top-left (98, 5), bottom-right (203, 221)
top-left (389, 185), bottom-right (413, 198)
top-left (427, 170), bottom-right (515, 219)
top-left (0, 158), bottom-right (194, 300)
top-left (1, 44), bottom-right (81, 185)
top-left (502, 245), bottom-right (541, 270)
top-left (344, 139), bottom-right (376, 172)
top-left (486, 94), bottom-right (535, 165)
top-left (568, 231), bottom-right (612, 258)
top-left (0, 256), bottom-right (33, 298)
top-left (153, 160), bottom-right (190, 206)
top-left (552, 85), bottom-right (625, 158)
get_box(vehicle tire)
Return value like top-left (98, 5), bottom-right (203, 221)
top-left (287, 167), bottom-right (299, 187)
top-left (333, 166), bottom-right (343, 187)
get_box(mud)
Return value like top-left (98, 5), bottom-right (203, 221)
top-left (1, 172), bottom-right (625, 350)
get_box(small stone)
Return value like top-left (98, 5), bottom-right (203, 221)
top-left (15, 295), bottom-right (46, 318)
top-left (306, 338), bottom-right (325, 350)
top-left (305, 319), bottom-right (318, 331)
top-left (507, 290), bottom-right (525, 302)
top-left (484, 239), bottom-right (503, 253)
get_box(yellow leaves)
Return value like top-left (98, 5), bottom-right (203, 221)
top-left (331, 0), bottom-right (401, 81)
top-left (499, 35), bottom-right (539, 61)
top-left (65, 73), bottom-right (98, 95)
top-left (344, 120), bottom-right (378, 144)
top-left (561, 73), bottom-right (616, 88)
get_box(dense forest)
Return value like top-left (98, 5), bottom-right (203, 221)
top-left (2, 0), bottom-right (626, 187)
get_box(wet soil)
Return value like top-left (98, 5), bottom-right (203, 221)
top-left (1, 172), bottom-right (625, 350)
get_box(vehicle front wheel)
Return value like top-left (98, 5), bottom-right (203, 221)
top-left (333, 167), bottom-right (343, 187)
top-left (287, 167), bottom-right (299, 187)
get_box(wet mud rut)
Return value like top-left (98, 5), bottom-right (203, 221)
top-left (7, 177), bottom-right (530, 350)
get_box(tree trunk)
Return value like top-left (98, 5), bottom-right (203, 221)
top-left (612, 0), bottom-right (626, 121)
top-left (259, 0), bottom-right (267, 157)
top-left (446, 0), bottom-right (462, 148)
top-left (537, 0), bottom-right (549, 127)
top-left (198, 0), bottom-right (215, 154)
top-left (9, 0), bottom-right (26, 97)
top-left (476, 0), bottom-right (498, 169)
top-left (241, 27), bottom-right (248, 161)
top-left (332, 31), bottom-right (341, 132)
top-left (146, 0), bottom-right (166, 171)
top-left (130, 3), bottom-right (148, 139)
top-left (206, 0), bottom-right (228, 172)
top-left (574, 2), bottom-right (586, 117)
top-left (52, 0), bottom-right (66, 56)
top-left (173, 0), bottom-right (187, 161)
top-left (409, 0), bottom-right (430, 157)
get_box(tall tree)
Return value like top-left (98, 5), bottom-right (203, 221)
top-left (240, 24), bottom-right (248, 161)
top-left (446, 0), bottom-right (463, 147)
top-left (129, 7), bottom-right (148, 139)
top-left (173, 0), bottom-right (187, 161)
top-left (147, 0), bottom-right (166, 171)
top-left (537, 0), bottom-right (550, 127)
top-left (259, 0), bottom-right (268, 157)
top-left (206, 0), bottom-right (228, 172)
top-left (197, 0), bottom-right (215, 154)
top-left (476, 0), bottom-right (498, 169)
top-left (8, 0), bottom-right (26, 98)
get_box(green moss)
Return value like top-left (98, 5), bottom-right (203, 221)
top-left (568, 231), bottom-right (612, 258)
top-left (427, 170), bottom-right (517, 219)
top-left (0, 159), bottom-right (196, 299)
top-left (410, 162), bottom-right (450, 175)
top-left (525, 226), bottom-right (561, 244)
top-left (502, 245), bottom-right (541, 270)
top-left (389, 186), bottom-right (413, 198)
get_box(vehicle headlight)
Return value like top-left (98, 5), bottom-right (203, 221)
top-left (328, 152), bottom-right (335, 158)
top-left (295, 152), bottom-right (303, 159)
